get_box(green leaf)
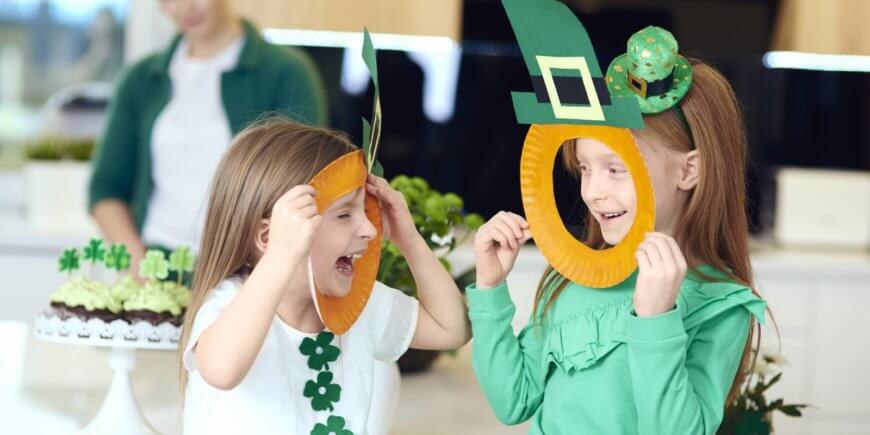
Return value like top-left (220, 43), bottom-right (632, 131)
top-left (779, 405), bottom-right (805, 417)
top-left (447, 210), bottom-right (463, 226)
top-left (464, 213), bottom-right (485, 230)
top-left (390, 175), bottom-right (411, 190)
top-left (758, 373), bottom-right (782, 394)
top-left (424, 196), bottom-right (448, 222)
top-left (410, 177), bottom-right (429, 193)
top-left (443, 193), bottom-right (463, 210)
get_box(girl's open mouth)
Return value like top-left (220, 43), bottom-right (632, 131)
top-left (599, 210), bottom-right (627, 224)
top-left (334, 253), bottom-right (362, 276)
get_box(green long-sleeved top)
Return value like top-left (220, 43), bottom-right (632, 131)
top-left (467, 265), bottom-right (766, 435)
top-left (88, 19), bottom-right (327, 231)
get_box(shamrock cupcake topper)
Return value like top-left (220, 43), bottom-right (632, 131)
top-left (139, 250), bottom-right (169, 282)
top-left (104, 243), bottom-right (132, 275)
top-left (168, 246), bottom-right (196, 287)
top-left (58, 248), bottom-right (81, 278)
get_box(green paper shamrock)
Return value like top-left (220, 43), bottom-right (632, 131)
top-left (299, 331), bottom-right (340, 371)
top-left (82, 238), bottom-right (106, 266)
top-left (59, 248), bottom-right (80, 276)
top-left (168, 246), bottom-right (196, 286)
top-left (303, 371), bottom-right (342, 412)
top-left (139, 250), bottom-right (169, 281)
top-left (104, 244), bottom-right (131, 272)
top-left (311, 415), bottom-right (353, 435)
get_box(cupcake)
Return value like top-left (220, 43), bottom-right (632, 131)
top-left (49, 276), bottom-right (123, 322)
top-left (123, 281), bottom-right (187, 326)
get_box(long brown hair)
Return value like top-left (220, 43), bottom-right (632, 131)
top-left (533, 59), bottom-right (774, 406)
top-left (176, 117), bottom-right (356, 396)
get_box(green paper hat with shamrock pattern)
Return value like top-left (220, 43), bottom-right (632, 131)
top-left (503, 0), bottom-right (643, 129)
top-left (606, 26), bottom-right (693, 114)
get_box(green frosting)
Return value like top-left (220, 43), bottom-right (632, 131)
top-left (122, 281), bottom-right (191, 316)
top-left (49, 276), bottom-right (122, 314)
top-left (110, 275), bottom-right (141, 301)
top-left (161, 281), bottom-right (192, 308)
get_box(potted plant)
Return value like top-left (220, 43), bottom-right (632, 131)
top-left (24, 137), bottom-right (96, 235)
top-left (718, 352), bottom-right (810, 434)
top-left (376, 175), bottom-right (484, 373)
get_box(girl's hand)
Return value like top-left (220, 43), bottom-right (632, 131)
top-left (633, 232), bottom-right (688, 317)
top-left (365, 174), bottom-right (420, 251)
top-left (267, 185), bottom-right (321, 261)
top-left (473, 212), bottom-right (532, 289)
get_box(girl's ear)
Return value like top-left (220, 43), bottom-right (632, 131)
top-left (254, 219), bottom-right (270, 256)
top-left (678, 150), bottom-right (701, 190)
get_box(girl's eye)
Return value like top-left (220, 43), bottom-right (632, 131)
top-left (338, 213), bottom-right (351, 220)
top-left (609, 166), bottom-right (627, 175)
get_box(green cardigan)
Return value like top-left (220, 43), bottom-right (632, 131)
top-left (467, 265), bottom-right (766, 435)
top-left (88, 20), bottom-right (328, 230)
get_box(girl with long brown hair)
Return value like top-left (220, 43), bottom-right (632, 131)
top-left (177, 118), bottom-right (469, 434)
top-left (467, 26), bottom-right (768, 434)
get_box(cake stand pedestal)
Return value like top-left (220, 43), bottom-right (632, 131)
top-left (34, 312), bottom-right (181, 435)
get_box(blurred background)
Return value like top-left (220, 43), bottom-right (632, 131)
top-left (0, 0), bottom-right (868, 434)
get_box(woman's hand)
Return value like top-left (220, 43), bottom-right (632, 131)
top-left (365, 174), bottom-right (420, 251)
top-left (633, 232), bottom-right (688, 317)
top-left (266, 185), bottom-right (322, 262)
top-left (473, 212), bottom-right (531, 289)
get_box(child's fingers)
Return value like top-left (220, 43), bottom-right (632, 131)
top-left (648, 233), bottom-right (686, 271)
top-left (367, 173), bottom-right (389, 187)
top-left (644, 237), bottom-right (672, 273)
top-left (366, 181), bottom-right (405, 209)
top-left (489, 227), bottom-right (511, 251)
top-left (505, 212), bottom-right (530, 229)
top-left (288, 184), bottom-right (317, 199)
top-left (520, 229), bottom-right (533, 244)
top-left (491, 221), bottom-right (518, 250)
top-left (635, 248), bottom-right (652, 271)
top-left (495, 212), bottom-right (524, 239)
top-left (299, 204), bottom-right (319, 218)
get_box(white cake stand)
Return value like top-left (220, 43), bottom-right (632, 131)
top-left (34, 311), bottom-right (181, 435)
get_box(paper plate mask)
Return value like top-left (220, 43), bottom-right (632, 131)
top-left (308, 29), bottom-right (384, 333)
top-left (504, 0), bottom-right (655, 288)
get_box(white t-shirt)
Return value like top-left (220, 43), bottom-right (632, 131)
top-left (142, 37), bottom-right (244, 250)
top-left (182, 277), bottom-right (419, 435)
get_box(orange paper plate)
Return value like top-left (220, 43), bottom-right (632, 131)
top-left (309, 150), bottom-right (382, 334)
top-left (520, 124), bottom-right (655, 288)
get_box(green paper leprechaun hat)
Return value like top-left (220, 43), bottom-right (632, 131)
top-left (606, 26), bottom-right (693, 114)
top-left (503, 0), bottom-right (643, 129)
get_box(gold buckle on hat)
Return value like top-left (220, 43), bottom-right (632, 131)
top-left (627, 72), bottom-right (648, 98)
top-left (536, 55), bottom-right (605, 122)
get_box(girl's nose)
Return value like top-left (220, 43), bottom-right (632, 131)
top-left (358, 214), bottom-right (377, 240)
top-left (584, 175), bottom-right (608, 203)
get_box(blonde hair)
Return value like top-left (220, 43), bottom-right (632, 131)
top-left (176, 117), bottom-right (356, 397)
top-left (534, 59), bottom-right (774, 405)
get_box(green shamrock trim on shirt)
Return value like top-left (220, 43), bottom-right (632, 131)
top-left (304, 371), bottom-right (342, 412)
top-left (310, 415), bottom-right (353, 435)
top-left (300, 331), bottom-right (341, 371)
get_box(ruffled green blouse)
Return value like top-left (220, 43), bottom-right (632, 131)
top-left (467, 265), bottom-right (766, 435)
